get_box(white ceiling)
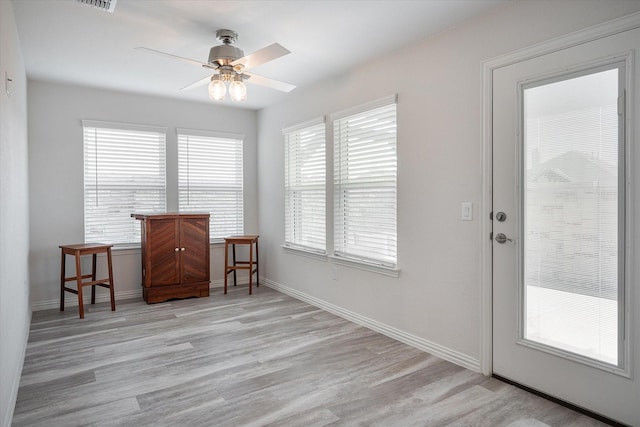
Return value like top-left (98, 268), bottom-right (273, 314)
top-left (12, 0), bottom-right (506, 110)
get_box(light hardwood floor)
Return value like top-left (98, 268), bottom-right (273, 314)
top-left (14, 285), bottom-right (609, 426)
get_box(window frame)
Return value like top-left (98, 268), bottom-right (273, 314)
top-left (331, 95), bottom-right (399, 274)
top-left (82, 120), bottom-right (167, 247)
top-left (283, 117), bottom-right (327, 255)
top-left (177, 128), bottom-right (245, 242)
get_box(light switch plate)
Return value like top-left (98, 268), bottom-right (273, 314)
top-left (5, 72), bottom-right (12, 96)
top-left (461, 202), bottom-right (473, 221)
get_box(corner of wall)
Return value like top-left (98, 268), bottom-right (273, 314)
top-left (0, 0), bottom-right (31, 425)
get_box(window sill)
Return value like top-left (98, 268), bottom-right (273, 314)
top-left (281, 245), bottom-right (328, 261)
top-left (109, 240), bottom-right (224, 255)
top-left (110, 245), bottom-right (141, 256)
top-left (329, 255), bottom-right (400, 278)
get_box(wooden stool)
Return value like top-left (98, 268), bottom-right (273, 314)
top-left (224, 235), bottom-right (259, 295)
top-left (60, 243), bottom-right (115, 319)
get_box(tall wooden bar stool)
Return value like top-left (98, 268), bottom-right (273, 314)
top-left (224, 235), bottom-right (259, 295)
top-left (60, 243), bottom-right (115, 319)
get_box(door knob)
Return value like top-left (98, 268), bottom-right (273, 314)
top-left (494, 233), bottom-right (513, 244)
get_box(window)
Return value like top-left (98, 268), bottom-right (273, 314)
top-left (333, 96), bottom-right (397, 268)
top-left (177, 129), bottom-right (244, 240)
top-left (83, 121), bottom-right (166, 246)
top-left (283, 119), bottom-right (326, 253)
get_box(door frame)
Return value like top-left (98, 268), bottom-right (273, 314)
top-left (480, 11), bottom-right (640, 376)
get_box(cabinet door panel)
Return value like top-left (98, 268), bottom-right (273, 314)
top-left (180, 217), bottom-right (210, 283)
top-left (148, 218), bottom-right (180, 286)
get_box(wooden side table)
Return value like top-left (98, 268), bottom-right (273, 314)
top-left (59, 243), bottom-right (115, 319)
top-left (224, 235), bottom-right (259, 295)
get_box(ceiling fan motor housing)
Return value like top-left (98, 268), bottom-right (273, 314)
top-left (208, 44), bottom-right (244, 66)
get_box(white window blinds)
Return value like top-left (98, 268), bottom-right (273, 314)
top-left (177, 129), bottom-right (244, 240)
top-left (284, 119), bottom-right (326, 252)
top-left (523, 67), bottom-right (622, 365)
top-left (83, 121), bottom-right (167, 245)
top-left (333, 98), bottom-right (397, 267)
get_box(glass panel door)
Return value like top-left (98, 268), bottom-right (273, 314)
top-left (492, 26), bottom-right (638, 424)
top-left (522, 65), bottom-right (623, 366)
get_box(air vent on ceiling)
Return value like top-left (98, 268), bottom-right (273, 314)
top-left (77, 0), bottom-right (117, 13)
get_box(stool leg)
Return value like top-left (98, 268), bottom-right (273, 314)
top-left (75, 252), bottom-right (85, 319)
top-left (107, 247), bottom-right (116, 312)
top-left (60, 249), bottom-right (66, 312)
top-left (255, 240), bottom-right (259, 288)
top-left (224, 241), bottom-right (229, 295)
top-left (248, 243), bottom-right (253, 295)
top-left (91, 253), bottom-right (97, 305)
top-left (232, 244), bottom-right (237, 286)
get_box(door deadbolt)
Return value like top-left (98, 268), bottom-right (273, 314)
top-left (496, 212), bottom-right (507, 222)
top-left (494, 233), bottom-right (513, 244)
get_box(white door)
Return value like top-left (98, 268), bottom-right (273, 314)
top-left (492, 27), bottom-right (639, 425)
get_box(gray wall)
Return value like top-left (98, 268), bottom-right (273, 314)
top-left (256, 0), bottom-right (640, 370)
top-left (0, 1), bottom-right (30, 425)
top-left (27, 81), bottom-right (258, 308)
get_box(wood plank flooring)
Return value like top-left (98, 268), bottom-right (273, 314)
top-left (13, 286), bottom-right (608, 426)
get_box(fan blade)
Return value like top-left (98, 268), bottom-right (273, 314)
top-left (244, 72), bottom-right (296, 93)
top-left (231, 43), bottom-right (290, 70)
top-left (180, 75), bottom-right (211, 91)
top-left (135, 47), bottom-right (210, 68)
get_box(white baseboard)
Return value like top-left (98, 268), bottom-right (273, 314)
top-left (262, 278), bottom-right (481, 373)
top-left (31, 288), bottom-right (142, 311)
top-left (29, 277), bottom-right (479, 372)
top-left (210, 279), bottom-right (224, 288)
top-left (31, 279), bottom-right (230, 311)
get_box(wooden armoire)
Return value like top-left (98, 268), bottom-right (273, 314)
top-left (133, 213), bottom-right (210, 303)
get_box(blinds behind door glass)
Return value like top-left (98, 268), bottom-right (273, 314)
top-left (334, 102), bottom-right (397, 267)
top-left (83, 124), bottom-right (166, 245)
top-left (178, 131), bottom-right (244, 240)
top-left (523, 67), bottom-right (621, 365)
top-left (284, 121), bottom-right (326, 252)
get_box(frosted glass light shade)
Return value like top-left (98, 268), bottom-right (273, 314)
top-left (229, 80), bottom-right (247, 102)
top-left (208, 78), bottom-right (226, 101)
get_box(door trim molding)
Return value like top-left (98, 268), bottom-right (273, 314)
top-left (480, 11), bottom-right (640, 376)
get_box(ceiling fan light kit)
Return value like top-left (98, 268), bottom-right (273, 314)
top-left (137, 28), bottom-right (294, 103)
top-left (229, 77), bottom-right (247, 102)
top-left (208, 75), bottom-right (227, 101)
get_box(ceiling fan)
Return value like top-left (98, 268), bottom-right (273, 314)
top-left (136, 29), bottom-right (295, 102)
